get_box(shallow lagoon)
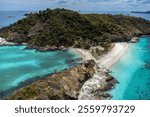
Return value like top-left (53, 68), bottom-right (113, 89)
top-left (0, 46), bottom-right (80, 93)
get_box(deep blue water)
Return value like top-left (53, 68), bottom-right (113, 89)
top-left (0, 11), bottom-right (31, 28)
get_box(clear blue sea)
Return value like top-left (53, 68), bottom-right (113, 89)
top-left (0, 11), bottom-right (150, 99)
top-left (110, 36), bottom-right (150, 100)
top-left (83, 10), bottom-right (150, 100)
top-left (0, 11), bottom-right (31, 28)
top-left (0, 11), bottom-right (80, 95)
top-left (0, 46), bottom-right (80, 93)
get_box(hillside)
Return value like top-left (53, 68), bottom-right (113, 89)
top-left (0, 8), bottom-right (150, 50)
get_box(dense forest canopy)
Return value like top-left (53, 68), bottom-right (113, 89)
top-left (0, 8), bottom-right (150, 49)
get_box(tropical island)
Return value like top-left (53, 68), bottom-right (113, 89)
top-left (131, 11), bottom-right (150, 14)
top-left (0, 8), bottom-right (150, 100)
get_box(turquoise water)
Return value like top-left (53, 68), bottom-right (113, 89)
top-left (110, 36), bottom-right (150, 100)
top-left (0, 46), bottom-right (80, 94)
top-left (1, 11), bottom-right (150, 99)
top-left (0, 11), bottom-right (80, 97)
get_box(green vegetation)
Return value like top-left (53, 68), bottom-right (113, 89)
top-left (0, 8), bottom-right (150, 49)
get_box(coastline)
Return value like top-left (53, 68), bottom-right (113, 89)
top-left (0, 36), bottom-right (129, 100)
top-left (0, 37), bottom-right (27, 46)
top-left (1, 8), bottom-right (150, 100)
top-left (72, 42), bottom-right (129, 100)
top-left (96, 43), bottom-right (129, 69)
top-left (0, 37), bottom-right (15, 45)
top-left (70, 48), bottom-right (95, 62)
top-left (71, 42), bottom-right (129, 70)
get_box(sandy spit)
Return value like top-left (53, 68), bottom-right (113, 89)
top-left (71, 43), bottom-right (129, 100)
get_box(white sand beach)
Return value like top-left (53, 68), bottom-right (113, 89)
top-left (97, 43), bottom-right (129, 69)
top-left (71, 43), bottom-right (129, 69)
top-left (75, 42), bottom-right (129, 100)
top-left (71, 48), bottom-right (95, 61)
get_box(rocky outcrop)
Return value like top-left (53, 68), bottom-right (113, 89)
top-left (0, 37), bottom-right (27, 46)
top-left (26, 45), bottom-right (67, 51)
top-left (78, 64), bottom-right (118, 100)
top-left (5, 60), bottom-right (95, 100)
top-left (0, 37), bottom-right (15, 45)
top-left (3, 51), bottom-right (120, 100)
top-left (130, 37), bottom-right (139, 43)
top-left (89, 46), bottom-right (105, 59)
top-left (93, 74), bottom-right (118, 100)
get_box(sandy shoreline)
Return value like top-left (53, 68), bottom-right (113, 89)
top-left (72, 42), bottom-right (129, 100)
top-left (97, 43), bottom-right (129, 69)
top-left (0, 36), bottom-right (129, 100)
top-left (71, 42), bottom-right (129, 69)
top-left (70, 48), bottom-right (95, 62)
